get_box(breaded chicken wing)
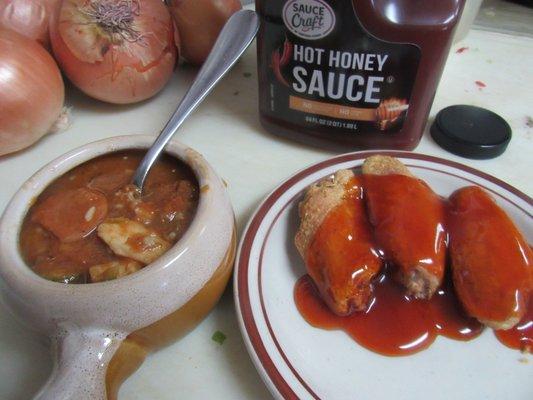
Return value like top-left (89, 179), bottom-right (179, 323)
top-left (448, 186), bottom-right (532, 329)
top-left (295, 170), bottom-right (383, 316)
top-left (362, 156), bottom-right (446, 299)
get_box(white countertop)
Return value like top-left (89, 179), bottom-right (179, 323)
top-left (0, 28), bottom-right (532, 400)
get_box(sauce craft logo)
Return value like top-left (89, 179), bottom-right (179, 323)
top-left (283, 0), bottom-right (336, 40)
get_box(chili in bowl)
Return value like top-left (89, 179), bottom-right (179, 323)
top-left (0, 135), bottom-right (236, 400)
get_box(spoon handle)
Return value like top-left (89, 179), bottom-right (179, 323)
top-left (132, 10), bottom-right (260, 190)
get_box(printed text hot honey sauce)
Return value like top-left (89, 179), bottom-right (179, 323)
top-left (256, 0), bottom-right (465, 150)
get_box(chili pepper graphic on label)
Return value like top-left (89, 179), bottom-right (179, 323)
top-left (271, 39), bottom-right (293, 87)
top-left (279, 38), bottom-right (293, 66)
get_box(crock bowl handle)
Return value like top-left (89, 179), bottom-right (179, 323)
top-left (34, 326), bottom-right (125, 400)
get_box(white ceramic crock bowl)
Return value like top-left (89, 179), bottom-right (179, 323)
top-left (0, 135), bottom-right (236, 400)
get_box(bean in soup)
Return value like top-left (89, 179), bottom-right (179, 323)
top-left (20, 151), bottom-right (199, 283)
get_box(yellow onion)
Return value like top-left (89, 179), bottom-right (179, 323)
top-left (0, 0), bottom-right (60, 48)
top-left (50, 0), bottom-right (177, 104)
top-left (0, 29), bottom-right (65, 156)
top-left (168, 0), bottom-right (241, 66)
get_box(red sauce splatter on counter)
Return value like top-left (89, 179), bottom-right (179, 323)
top-left (456, 46), bottom-right (469, 54)
top-left (294, 272), bottom-right (484, 356)
top-left (494, 301), bottom-right (533, 353)
top-left (475, 80), bottom-right (486, 88)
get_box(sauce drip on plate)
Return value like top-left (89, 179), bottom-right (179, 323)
top-left (494, 302), bottom-right (533, 352)
top-left (294, 272), bottom-right (484, 356)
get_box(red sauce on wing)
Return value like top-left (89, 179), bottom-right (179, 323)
top-left (446, 186), bottom-right (532, 329)
top-left (304, 176), bottom-right (382, 315)
top-left (294, 272), bottom-right (483, 356)
top-left (295, 180), bottom-right (532, 356)
top-left (363, 174), bottom-right (446, 286)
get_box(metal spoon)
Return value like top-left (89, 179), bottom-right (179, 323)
top-left (132, 10), bottom-right (260, 192)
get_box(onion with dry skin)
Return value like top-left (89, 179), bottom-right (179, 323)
top-left (0, 0), bottom-right (60, 48)
top-left (0, 29), bottom-right (64, 156)
top-left (167, 0), bottom-right (241, 66)
top-left (50, 0), bottom-right (177, 104)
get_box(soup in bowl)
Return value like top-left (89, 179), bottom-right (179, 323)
top-left (20, 150), bottom-right (200, 284)
top-left (0, 136), bottom-right (236, 400)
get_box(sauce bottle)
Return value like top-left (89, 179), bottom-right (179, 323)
top-left (256, 0), bottom-right (465, 150)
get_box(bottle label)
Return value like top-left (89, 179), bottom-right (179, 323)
top-left (260, 0), bottom-right (421, 134)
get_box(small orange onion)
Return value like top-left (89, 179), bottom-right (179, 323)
top-left (0, 0), bottom-right (60, 48)
top-left (50, 0), bottom-right (177, 104)
top-left (0, 29), bottom-right (64, 156)
top-left (168, 0), bottom-right (241, 66)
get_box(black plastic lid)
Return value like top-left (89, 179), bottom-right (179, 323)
top-left (430, 105), bottom-right (512, 159)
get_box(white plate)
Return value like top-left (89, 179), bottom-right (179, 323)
top-left (234, 151), bottom-right (533, 400)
